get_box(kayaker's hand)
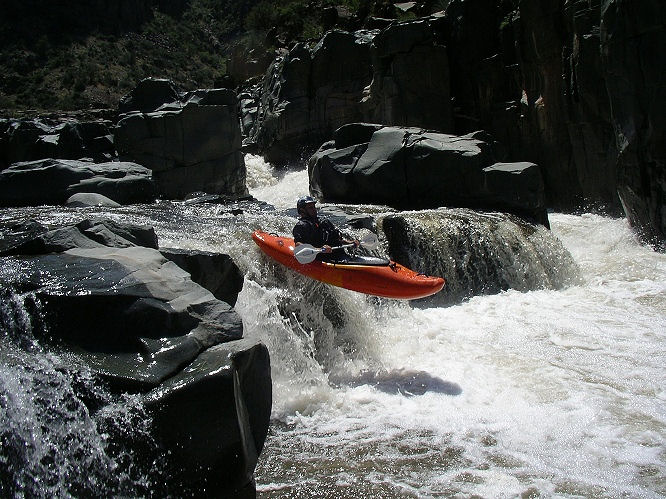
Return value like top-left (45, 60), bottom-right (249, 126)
top-left (353, 239), bottom-right (360, 248)
top-left (322, 245), bottom-right (333, 254)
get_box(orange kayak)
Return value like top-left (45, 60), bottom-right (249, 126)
top-left (252, 230), bottom-right (445, 299)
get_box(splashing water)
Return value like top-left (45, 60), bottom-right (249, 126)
top-left (0, 154), bottom-right (663, 497)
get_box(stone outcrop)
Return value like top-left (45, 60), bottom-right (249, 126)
top-left (0, 118), bottom-right (116, 170)
top-left (247, 30), bottom-right (377, 165)
top-left (0, 218), bottom-right (270, 494)
top-left (511, 0), bottom-right (618, 211)
top-left (0, 158), bottom-right (155, 207)
top-left (309, 123), bottom-right (548, 226)
top-left (247, 20), bottom-right (453, 165)
top-left (115, 80), bottom-right (248, 200)
top-left (361, 16), bottom-right (453, 132)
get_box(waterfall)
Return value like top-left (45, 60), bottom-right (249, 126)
top-left (0, 288), bottom-right (160, 497)
top-left (0, 154), bottom-right (663, 497)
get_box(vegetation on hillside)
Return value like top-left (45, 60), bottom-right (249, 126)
top-left (0, 0), bottom-right (430, 113)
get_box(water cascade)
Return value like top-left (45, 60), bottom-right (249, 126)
top-left (0, 154), bottom-right (663, 496)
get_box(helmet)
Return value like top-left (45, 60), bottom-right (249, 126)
top-left (296, 195), bottom-right (316, 211)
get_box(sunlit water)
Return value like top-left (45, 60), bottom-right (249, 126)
top-left (241, 157), bottom-right (666, 498)
top-left (0, 154), bottom-right (664, 497)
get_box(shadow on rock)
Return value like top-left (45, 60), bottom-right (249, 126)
top-left (330, 368), bottom-right (462, 396)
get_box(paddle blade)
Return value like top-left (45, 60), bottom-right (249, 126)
top-left (293, 244), bottom-right (320, 264)
top-left (360, 232), bottom-right (379, 250)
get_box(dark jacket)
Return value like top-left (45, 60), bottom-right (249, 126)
top-left (293, 217), bottom-right (344, 247)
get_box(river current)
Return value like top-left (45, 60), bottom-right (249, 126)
top-left (1, 154), bottom-right (664, 497)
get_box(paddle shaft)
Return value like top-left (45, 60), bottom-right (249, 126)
top-left (293, 233), bottom-right (379, 264)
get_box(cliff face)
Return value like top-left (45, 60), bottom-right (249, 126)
top-left (0, 0), bottom-right (663, 247)
top-left (601, 0), bottom-right (666, 249)
top-left (441, 0), bottom-right (664, 247)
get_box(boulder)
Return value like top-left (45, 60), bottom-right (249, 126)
top-left (117, 77), bottom-right (181, 114)
top-left (115, 86), bottom-right (248, 199)
top-left (66, 192), bottom-right (121, 208)
top-left (161, 248), bottom-right (245, 306)
top-left (0, 158), bottom-right (155, 207)
top-left (0, 218), bottom-right (158, 256)
top-left (0, 217), bottom-right (271, 494)
top-left (378, 209), bottom-right (575, 303)
top-left (309, 124), bottom-right (548, 225)
top-left (481, 162), bottom-right (547, 227)
top-left (145, 338), bottom-right (271, 493)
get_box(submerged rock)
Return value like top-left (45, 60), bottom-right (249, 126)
top-left (379, 209), bottom-right (578, 304)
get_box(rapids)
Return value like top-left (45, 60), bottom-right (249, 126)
top-left (243, 155), bottom-right (666, 498)
top-left (0, 153), bottom-right (663, 497)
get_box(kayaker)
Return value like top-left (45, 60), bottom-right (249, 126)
top-left (293, 196), bottom-right (359, 260)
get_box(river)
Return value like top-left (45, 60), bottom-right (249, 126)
top-left (1, 154), bottom-right (664, 497)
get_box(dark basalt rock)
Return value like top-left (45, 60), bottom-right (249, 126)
top-left (0, 217), bottom-right (269, 495)
top-left (117, 77), bottom-right (181, 114)
top-left (601, 0), bottom-right (666, 249)
top-left (309, 124), bottom-right (548, 226)
top-left (145, 338), bottom-right (271, 494)
top-left (0, 118), bottom-right (116, 170)
top-left (115, 83), bottom-right (248, 200)
top-left (161, 248), bottom-right (244, 307)
top-left (0, 158), bottom-right (155, 207)
top-left (0, 218), bottom-right (158, 256)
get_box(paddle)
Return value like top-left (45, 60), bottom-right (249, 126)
top-left (293, 233), bottom-right (379, 264)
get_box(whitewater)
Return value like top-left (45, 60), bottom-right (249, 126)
top-left (0, 153), bottom-right (663, 497)
top-left (243, 155), bottom-right (666, 497)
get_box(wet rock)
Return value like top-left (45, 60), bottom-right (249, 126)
top-left (0, 217), bottom-right (271, 494)
top-left (0, 218), bottom-right (158, 256)
top-left (66, 192), bottom-right (121, 207)
top-left (145, 338), bottom-right (271, 494)
top-left (0, 158), bottom-right (155, 207)
top-left (161, 248), bottom-right (244, 306)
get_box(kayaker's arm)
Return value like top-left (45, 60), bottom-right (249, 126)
top-left (295, 241), bottom-right (334, 253)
